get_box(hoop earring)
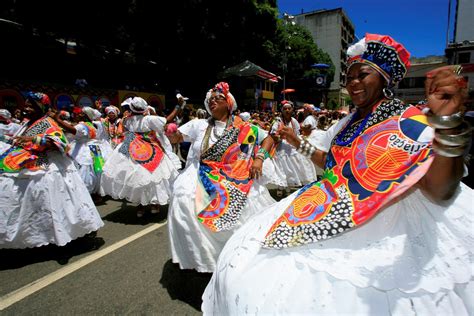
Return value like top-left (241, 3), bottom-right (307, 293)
top-left (383, 87), bottom-right (394, 99)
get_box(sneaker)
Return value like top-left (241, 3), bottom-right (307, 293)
top-left (137, 209), bottom-right (145, 218)
top-left (150, 206), bottom-right (160, 214)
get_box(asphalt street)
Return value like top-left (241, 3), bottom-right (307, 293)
top-left (0, 188), bottom-right (289, 315)
top-left (0, 199), bottom-right (210, 315)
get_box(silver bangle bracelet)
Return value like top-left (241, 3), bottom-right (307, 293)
top-left (426, 110), bottom-right (463, 129)
top-left (432, 141), bottom-right (469, 158)
top-left (435, 122), bottom-right (473, 146)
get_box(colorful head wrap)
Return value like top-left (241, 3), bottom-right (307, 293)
top-left (347, 33), bottom-right (411, 87)
top-left (204, 82), bottom-right (237, 115)
top-left (59, 110), bottom-right (71, 120)
top-left (25, 91), bottom-right (51, 114)
top-left (129, 97), bottom-right (148, 114)
top-left (105, 105), bottom-right (120, 116)
top-left (281, 100), bottom-right (294, 109)
top-left (0, 109), bottom-right (12, 120)
top-left (303, 103), bottom-right (316, 111)
top-left (82, 106), bottom-right (102, 121)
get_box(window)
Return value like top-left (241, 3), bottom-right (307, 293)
top-left (458, 52), bottom-right (471, 64)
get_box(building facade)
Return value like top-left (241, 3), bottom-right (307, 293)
top-left (294, 8), bottom-right (355, 109)
top-left (445, 0), bottom-right (474, 109)
top-left (395, 61), bottom-right (447, 105)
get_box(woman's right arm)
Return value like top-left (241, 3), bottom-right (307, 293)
top-left (52, 111), bottom-right (77, 134)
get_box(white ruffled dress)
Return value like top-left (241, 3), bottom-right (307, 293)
top-left (268, 117), bottom-right (318, 187)
top-left (202, 117), bottom-right (474, 315)
top-left (99, 115), bottom-right (178, 206)
top-left (69, 122), bottom-right (108, 194)
top-left (0, 151), bottom-right (104, 249)
top-left (167, 119), bottom-right (276, 273)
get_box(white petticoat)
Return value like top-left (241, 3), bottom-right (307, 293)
top-left (269, 141), bottom-right (318, 187)
top-left (167, 162), bottom-right (276, 273)
top-left (202, 184), bottom-right (474, 315)
top-left (0, 152), bottom-right (104, 249)
top-left (99, 143), bottom-right (178, 206)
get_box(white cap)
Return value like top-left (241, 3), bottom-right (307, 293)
top-left (176, 93), bottom-right (189, 101)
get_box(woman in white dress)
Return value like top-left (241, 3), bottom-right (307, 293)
top-left (269, 100), bottom-right (317, 196)
top-left (55, 107), bottom-right (107, 196)
top-left (202, 34), bottom-right (473, 315)
top-left (100, 97), bottom-right (179, 217)
top-left (0, 92), bottom-right (103, 249)
top-left (167, 82), bottom-right (276, 273)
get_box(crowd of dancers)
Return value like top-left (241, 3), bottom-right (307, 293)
top-left (1, 33), bottom-right (473, 315)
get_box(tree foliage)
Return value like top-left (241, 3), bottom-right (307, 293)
top-left (1, 0), bottom-right (334, 102)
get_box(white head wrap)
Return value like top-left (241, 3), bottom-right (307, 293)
top-left (0, 109), bottom-right (12, 120)
top-left (239, 112), bottom-right (251, 122)
top-left (105, 105), bottom-right (120, 116)
top-left (129, 97), bottom-right (148, 114)
top-left (82, 106), bottom-right (102, 121)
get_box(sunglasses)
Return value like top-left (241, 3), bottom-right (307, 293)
top-left (209, 95), bottom-right (227, 103)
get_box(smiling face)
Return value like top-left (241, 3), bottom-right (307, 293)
top-left (346, 64), bottom-right (385, 113)
top-left (208, 92), bottom-right (230, 121)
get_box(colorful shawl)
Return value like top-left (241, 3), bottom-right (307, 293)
top-left (0, 116), bottom-right (69, 173)
top-left (102, 118), bottom-right (124, 148)
top-left (264, 99), bottom-right (434, 249)
top-left (118, 130), bottom-right (164, 173)
top-left (196, 119), bottom-right (263, 232)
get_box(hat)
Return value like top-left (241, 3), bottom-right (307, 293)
top-left (204, 82), bottom-right (237, 115)
top-left (347, 33), bottom-right (410, 87)
top-left (129, 97), bottom-right (148, 114)
top-left (176, 93), bottom-right (189, 101)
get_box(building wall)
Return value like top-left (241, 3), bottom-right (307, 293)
top-left (455, 0), bottom-right (474, 43)
top-left (295, 8), bottom-right (355, 108)
top-left (394, 62), bottom-right (447, 105)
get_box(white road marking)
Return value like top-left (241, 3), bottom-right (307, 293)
top-left (0, 222), bottom-right (166, 311)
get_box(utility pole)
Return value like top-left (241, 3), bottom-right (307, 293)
top-left (282, 13), bottom-right (295, 100)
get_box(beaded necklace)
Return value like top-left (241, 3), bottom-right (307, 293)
top-left (334, 100), bottom-right (384, 147)
top-left (201, 116), bottom-right (232, 154)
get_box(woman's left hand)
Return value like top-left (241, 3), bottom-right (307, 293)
top-left (425, 65), bottom-right (467, 115)
top-left (250, 158), bottom-right (263, 179)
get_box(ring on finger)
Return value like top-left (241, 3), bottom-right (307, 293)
top-left (453, 65), bottom-right (463, 75)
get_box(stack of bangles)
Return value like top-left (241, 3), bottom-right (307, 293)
top-left (427, 110), bottom-right (473, 157)
top-left (297, 136), bottom-right (317, 158)
top-left (255, 147), bottom-right (271, 161)
top-left (33, 135), bottom-right (48, 146)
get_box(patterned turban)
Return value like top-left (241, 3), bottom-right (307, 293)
top-left (347, 33), bottom-right (411, 87)
top-left (26, 91), bottom-right (51, 114)
top-left (204, 82), bottom-right (237, 115)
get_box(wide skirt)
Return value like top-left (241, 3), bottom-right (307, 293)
top-left (202, 184), bottom-right (474, 315)
top-left (0, 153), bottom-right (104, 249)
top-left (100, 143), bottom-right (178, 205)
top-left (167, 163), bottom-right (276, 273)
